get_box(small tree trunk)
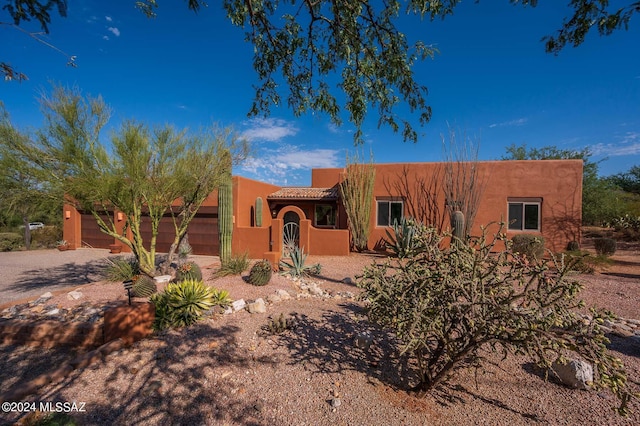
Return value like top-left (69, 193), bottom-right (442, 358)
top-left (22, 215), bottom-right (31, 250)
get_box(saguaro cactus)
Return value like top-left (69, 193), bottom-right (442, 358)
top-left (451, 210), bottom-right (465, 243)
top-left (218, 178), bottom-right (233, 263)
top-left (255, 197), bottom-right (263, 227)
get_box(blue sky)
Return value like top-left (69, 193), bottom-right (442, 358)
top-left (2, 1), bottom-right (639, 185)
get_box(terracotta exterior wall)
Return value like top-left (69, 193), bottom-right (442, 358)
top-left (233, 176), bottom-right (281, 228)
top-left (306, 160), bottom-right (582, 253)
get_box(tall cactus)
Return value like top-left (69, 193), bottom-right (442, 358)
top-left (255, 197), bottom-right (263, 227)
top-left (218, 176), bottom-right (233, 263)
top-left (451, 210), bottom-right (465, 243)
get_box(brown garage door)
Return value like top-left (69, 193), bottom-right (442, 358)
top-left (80, 207), bottom-right (219, 255)
top-left (80, 211), bottom-right (114, 249)
top-left (139, 206), bottom-right (219, 256)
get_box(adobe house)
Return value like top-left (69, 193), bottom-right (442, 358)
top-left (62, 160), bottom-right (582, 262)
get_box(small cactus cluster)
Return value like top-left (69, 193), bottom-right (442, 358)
top-left (176, 261), bottom-right (203, 282)
top-left (264, 313), bottom-right (296, 334)
top-left (132, 274), bottom-right (158, 298)
top-left (248, 259), bottom-right (273, 286)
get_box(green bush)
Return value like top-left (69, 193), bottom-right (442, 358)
top-left (0, 232), bottom-right (22, 251)
top-left (594, 237), bottom-right (617, 256)
top-left (216, 252), bottom-right (250, 277)
top-left (175, 261), bottom-right (203, 282)
top-left (104, 256), bottom-right (140, 282)
top-left (511, 233), bottom-right (545, 260)
top-left (151, 279), bottom-right (231, 331)
top-left (30, 226), bottom-right (62, 248)
top-left (358, 224), bottom-right (633, 414)
top-left (131, 274), bottom-right (158, 298)
top-left (248, 259), bottom-right (273, 286)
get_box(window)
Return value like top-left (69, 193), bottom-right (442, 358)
top-left (377, 200), bottom-right (403, 226)
top-left (508, 200), bottom-right (540, 231)
top-left (315, 204), bottom-right (336, 227)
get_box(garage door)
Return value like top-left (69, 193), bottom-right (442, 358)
top-left (80, 211), bottom-right (113, 249)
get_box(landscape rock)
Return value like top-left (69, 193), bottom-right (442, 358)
top-left (246, 298), bottom-right (267, 314)
top-left (353, 331), bottom-right (374, 350)
top-left (154, 275), bottom-right (172, 284)
top-left (266, 294), bottom-right (282, 304)
top-left (231, 299), bottom-right (246, 312)
top-left (551, 359), bottom-right (593, 390)
top-left (67, 290), bottom-right (83, 300)
top-left (275, 289), bottom-right (291, 300)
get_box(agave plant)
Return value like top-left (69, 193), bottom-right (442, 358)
top-left (279, 246), bottom-right (321, 278)
top-left (151, 279), bottom-right (231, 330)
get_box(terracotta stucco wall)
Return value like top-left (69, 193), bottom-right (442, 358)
top-left (366, 160), bottom-right (582, 252)
top-left (233, 176), bottom-right (281, 228)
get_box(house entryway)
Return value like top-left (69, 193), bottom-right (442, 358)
top-left (282, 211), bottom-right (300, 257)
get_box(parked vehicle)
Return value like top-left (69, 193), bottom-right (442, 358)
top-left (28, 222), bottom-right (45, 230)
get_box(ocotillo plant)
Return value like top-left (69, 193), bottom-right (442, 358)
top-left (218, 177), bottom-right (233, 263)
top-left (255, 196), bottom-right (263, 227)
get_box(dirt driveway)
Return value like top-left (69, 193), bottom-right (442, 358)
top-left (0, 248), bottom-right (117, 307)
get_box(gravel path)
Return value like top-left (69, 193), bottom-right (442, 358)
top-left (0, 249), bottom-right (219, 307)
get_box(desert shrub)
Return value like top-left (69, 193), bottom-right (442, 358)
top-left (30, 226), bottom-right (62, 248)
top-left (0, 232), bottom-right (22, 251)
top-left (608, 214), bottom-right (640, 232)
top-left (359, 224), bottom-right (632, 414)
top-left (131, 274), bottom-right (158, 298)
top-left (510, 233), bottom-right (545, 260)
top-left (151, 279), bottom-right (231, 331)
top-left (248, 259), bottom-right (273, 286)
top-left (175, 261), bottom-right (203, 282)
top-left (384, 217), bottom-right (429, 259)
top-left (279, 246), bottom-right (321, 278)
top-left (594, 237), bottom-right (617, 256)
top-left (216, 252), bottom-right (250, 277)
top-left (566, 240), bottom-right (580, 251)
top-left (104, 256), bottom-right (140, 282)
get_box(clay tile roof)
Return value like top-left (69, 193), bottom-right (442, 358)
top-left (267, 187), bottom-right (339, 200)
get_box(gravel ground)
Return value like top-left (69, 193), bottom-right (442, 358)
top-left (1, 249), bottom-right (639, 425)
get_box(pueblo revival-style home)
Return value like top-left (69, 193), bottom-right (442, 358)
top-left (62, 160), bottom-right (582, 264)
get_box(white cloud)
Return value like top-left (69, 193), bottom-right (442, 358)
top-left (239, 146), bottom-right (340, 185)
top-left (489, 117), bottom-right (528, 129)
top-left (107, 27), bottom-right (120, 37)
top-left (102, 35), bottom-right (109, 41)
top-left (105, 16), bottom-right (112, 22)
top-left (590, 131), bottom-right (640, 156)
top-left (240, 118), bottom-right (298, 142)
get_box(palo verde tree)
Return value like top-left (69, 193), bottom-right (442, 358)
top-left (9, 85), bottom-right (248, 276)
top-left (0, 104), bottom-right (62, 248)
top-left (4, 1), bottom-right (639, 142)
top-left (339, 151), bottom-right (376, 251)
top-left (359, 223), bottom-right (634, 415)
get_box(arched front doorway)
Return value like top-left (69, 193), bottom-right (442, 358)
top-left (282, 210), bottom-right (300, 257)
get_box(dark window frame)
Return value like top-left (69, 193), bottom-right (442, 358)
top-left (508, 200), bottom-right (541, 231)
top-left (376, 199), bottom-right (403, 227)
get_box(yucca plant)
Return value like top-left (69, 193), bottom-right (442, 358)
top-left (104, 256), bottom-right (140, 282)
top-left (216, 252), bottom-right (250, 277)
top-left (151, 279), bottom-right (231, 330)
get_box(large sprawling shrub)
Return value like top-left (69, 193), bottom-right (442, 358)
top-left (358, 224), bottom-right (632, 414)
